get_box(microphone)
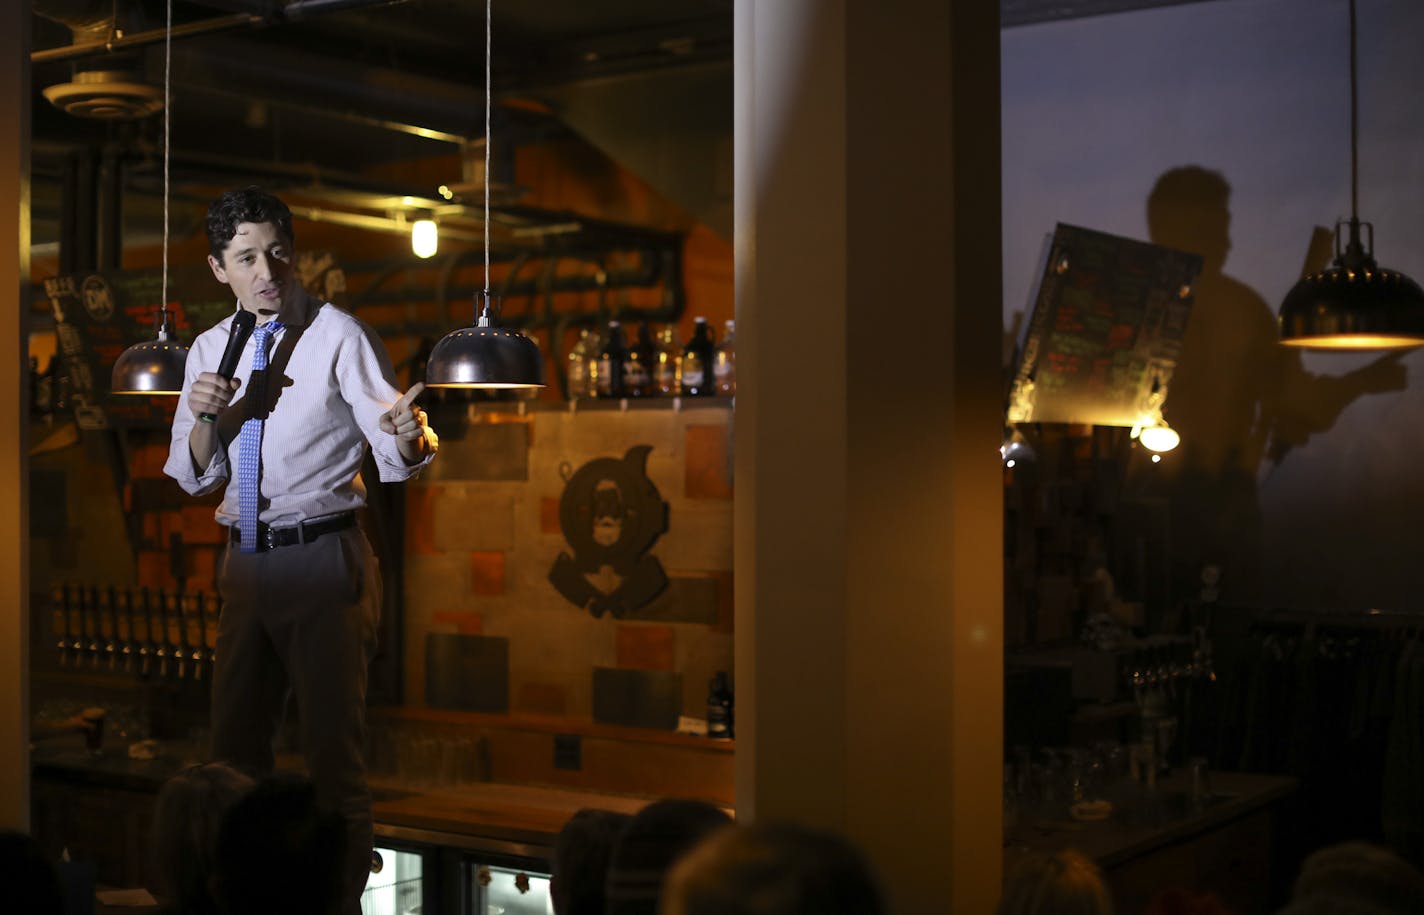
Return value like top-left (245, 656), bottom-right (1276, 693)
top-left (198, 310), bottom-right (257, 423)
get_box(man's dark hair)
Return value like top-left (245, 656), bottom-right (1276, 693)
top-left (150, 762), bottom-right (254, 915)
top-left (664, 822), bottom-right (884, 915)
top-left (213, 773), bottom-right (348, 915)
top-left (551, 808), bottom-right (633, 915)
top-left (206, 186), bottom-right (295, 263)
top-left (605, 798), bottom-right (733, 915)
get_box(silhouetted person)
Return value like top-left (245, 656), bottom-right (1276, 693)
top-left (605, 798), bottom-right (733, 915)
top-left (150, 762), bottom-right (255, 915)
top-left (0, 831), bottom-right (64, 915)
top-left (1276, 841), bottom-right (1424, 915)
top-left (661, 821), bottom-right (884, 915)
top-left (213, 774), bottom-right (348, 915)
top-left (552, 808), bottom-right (634, 915)
top-left (1146, 166), bottom-right (1405, 605)
top-left (997, 848), bottom-right (1114, 915)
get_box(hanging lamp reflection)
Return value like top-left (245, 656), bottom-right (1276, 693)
top-left (1277, 0), bottom-right (1424, 349)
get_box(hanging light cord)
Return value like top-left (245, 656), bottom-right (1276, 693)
top-left (1348, 0), bottom-right (1358, 223)
top-left (160, 0), bottom-right (172, 333)
top-left (483, 0), bottom-right (491, 298)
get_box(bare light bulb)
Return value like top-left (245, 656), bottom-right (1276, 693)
top-left (412, 219), bottom-right (439, 258)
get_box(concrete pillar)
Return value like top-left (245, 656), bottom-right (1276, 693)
top-left (734, 2), bottom-right (1003, 912)
top-left (0, 2), bottom-right (32, 830)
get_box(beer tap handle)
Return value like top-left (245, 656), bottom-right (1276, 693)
top-left (104, 585), bottom-right (119, 670)
top-left (54, 584), bottom-right (69, 666)
top-left (84, 586), bottom-right (101, 668)
top-left (119, 588), bottom-right (135, 674)
top-left (70, 583), bottom-right (85, 661)
top-left (154, 589), bottom-right (170, 678)
top-left (138, 586), bottom-right (154, 678)
top-left (173, 592), bottom-right (189, 679)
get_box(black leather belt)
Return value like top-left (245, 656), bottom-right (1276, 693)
top-left (227, 512), bottom-right (357, 552)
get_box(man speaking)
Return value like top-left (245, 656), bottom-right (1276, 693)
top-left (165, 186), bottom-right (436, 912)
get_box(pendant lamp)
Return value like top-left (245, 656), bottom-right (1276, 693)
top-left (111, 0), bottom-right (189, 394)
top-left (1278, 0), bottom-right (1424, 350)
top-left (425, 0), bottom-right (545, 390)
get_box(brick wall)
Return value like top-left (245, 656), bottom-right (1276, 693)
top-left (404, 400), bottom-right (734, 728)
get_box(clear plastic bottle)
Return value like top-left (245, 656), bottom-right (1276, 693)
top-left (565, 328), bottom-right (596, 400)
top-left (595, 321), bottom-right (628, 399)
top-left (653, 325), bottom-right (682, 396)
top-left (713, 319), bottom-right (735, 396)
top-left (680, 317), bottom-right (716, 397)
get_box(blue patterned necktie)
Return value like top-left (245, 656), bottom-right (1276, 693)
top-left (238, 320), bottom-right (282, 553)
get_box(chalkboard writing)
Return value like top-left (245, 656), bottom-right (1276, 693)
top-left (1007, 224), bottom-right (1200, 428)
top-left (40, 252), bottom-right (347, 430)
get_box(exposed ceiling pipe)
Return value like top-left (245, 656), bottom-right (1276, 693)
top-left (29, 0), bottom-right (406, 64)
top-left (32, 12), bottom-right (260, 63)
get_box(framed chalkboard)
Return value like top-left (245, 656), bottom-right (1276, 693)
top-left (1007, 224), bottom-right (1200, 428)
top-left (39, 252), bottom-right (347, 430)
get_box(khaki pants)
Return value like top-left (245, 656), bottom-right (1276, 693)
top-left (212, 525), bottom-right (381, 914)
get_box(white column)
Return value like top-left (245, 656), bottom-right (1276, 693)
top-left (734, 2), bottom-right (1003, 912)
top-left (0, 2), bottom-right (32, 830)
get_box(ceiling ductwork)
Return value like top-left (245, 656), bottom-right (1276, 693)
top-left (42, 69), bottom-right (164, 119)
top-left (34, 0), bottom-right (163, 119)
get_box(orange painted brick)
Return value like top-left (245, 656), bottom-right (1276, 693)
top-left (540, 497), bottom-right (562, 535)
top-left (406, 487), bottom-right (439, 555)
top-left (432, 610), bottom-right (484, 634)
top-left (684, 425), bottom-right (733, 500)
top-left (129, 443), bottom-right (168, 479)
top-left (516, 682), bottom-right (568, 717)
top-left (469, 552), bottom-right (506, 596)
top-left (616, 624), bottom-right (676, 672)
top-left (137, 551), bottom-right (174, 592)
top-left (188, 547), bottom-right (217, 593)
top-left (181, 506), bottom-right (223, 545)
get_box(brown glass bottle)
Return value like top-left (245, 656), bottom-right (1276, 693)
top-left (680, 317), bottom-right (716, 397)
top-left (623, 321), bottom-right (656, 397)
top-left (595, 321), bottom-right (628, 399)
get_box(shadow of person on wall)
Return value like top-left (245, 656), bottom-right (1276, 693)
top-left (1146, 166), bottom-right (1406, 606)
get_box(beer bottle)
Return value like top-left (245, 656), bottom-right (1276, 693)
top-left (595, 321), bottom-right (628, 399)
top-left (680, 317), bottom-right (716, 397)
top-left (624, 321), bottom-right (656, 397)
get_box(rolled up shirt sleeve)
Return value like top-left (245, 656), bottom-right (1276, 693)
top-left (338, 318), bottom-right (436, 483)
top-left (164, 326), bottom-right (232, 496)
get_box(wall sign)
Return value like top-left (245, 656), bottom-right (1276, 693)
top-left (1007, 223), bottom-right (1201, 427)
top-left (549, 446), bottom-right (670, 618)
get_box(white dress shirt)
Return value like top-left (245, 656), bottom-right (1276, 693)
top-left (165, 297), bottom-right (432, 528)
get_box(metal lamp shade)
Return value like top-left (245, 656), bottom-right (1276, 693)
top-left (426, 324), bottom-right (545, 388)
top-left (1279, 264), bottom-right (1424, 350)
top-left (111, 338), bottom-right (189, 395)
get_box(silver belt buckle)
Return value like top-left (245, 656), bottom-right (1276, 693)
top-left (262, 527), bottom-right (279, 551)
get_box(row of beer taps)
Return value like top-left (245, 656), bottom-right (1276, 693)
top-left (52, 582), bottom-right (214, 680)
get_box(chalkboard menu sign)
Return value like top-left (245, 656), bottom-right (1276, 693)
top-left (39, 252), bottom-right (347, 430)
top-left (1006, 224), bottom-right (1200, 428)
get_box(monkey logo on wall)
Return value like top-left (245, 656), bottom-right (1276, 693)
top-left (549, 445), bottom-right (670, 618)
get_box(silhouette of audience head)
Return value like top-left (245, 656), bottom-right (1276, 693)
top-left (151, 762), bottom-right (255, 915)
top-left (998, 848), bottom-right (1114, 915)
top-left (605, 798), bottom-right (733, 915)
top-left (661, 821), bottom-right (884, 915)
top-left (1147, 166), bottom-right (1232, 274)
top-left (213, 773), bottom-right (349, 915)
top-left (0, 830), bottom-right (64, 915)
top-left (1277, 841), bottom-right (1424, 915)
top-left (551, 808), bottom-right (633, 915)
